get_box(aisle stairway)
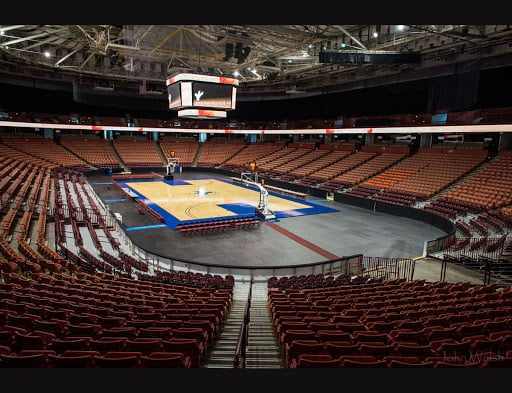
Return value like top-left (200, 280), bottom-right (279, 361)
top-left (204, 280), bottom-right (283, 368)
top-left (193, 142), bottom-right (205, 167)
top-left (155, 140), bottom-right (168, 165)
top-left (245, 282), bottom-right (284, 368)
top-left (204, 281), bottom-right (249, 368)
top-left (107, 140), bottom-right (127, 171)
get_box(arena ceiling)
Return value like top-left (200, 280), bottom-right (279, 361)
top-left (0, 24), bottom-right (511, 97)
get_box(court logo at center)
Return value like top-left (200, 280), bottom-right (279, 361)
top-left (192, 187), bottom-right (214, 197)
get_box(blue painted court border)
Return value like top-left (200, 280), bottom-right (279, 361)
top-left (115, 177), bottom-right (338, 230)
top-left (126, 224), bottom-right (168, 231)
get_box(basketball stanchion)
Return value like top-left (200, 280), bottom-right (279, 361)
top-left (165, 152), bottom-right (180, 181)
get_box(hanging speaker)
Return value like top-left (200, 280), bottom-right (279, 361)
top-left (234, 42), bottom-right (243, 60)
top-left (319, 50), bottom-right (421, 64)
top-left (223, 43), bottom-right (233, 61)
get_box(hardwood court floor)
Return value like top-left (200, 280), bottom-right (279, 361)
top-left (117, 178), bottom-right (328, 226)
top-left (89, 171), bottom-right (447, 268)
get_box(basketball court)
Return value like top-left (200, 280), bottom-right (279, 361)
top-left (115, 177), bottom-right (338, 229)
top-left (88, 170), bottom-right (448, 266)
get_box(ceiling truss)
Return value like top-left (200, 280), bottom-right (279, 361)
top-left (0, 24), bottom-right (511, 95)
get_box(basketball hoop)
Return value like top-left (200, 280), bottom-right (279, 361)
top-left (166, 156), bottom-right (180, 179)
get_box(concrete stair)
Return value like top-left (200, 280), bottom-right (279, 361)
top-left (204, 280), bottom-right (250, 368)
top-left (154, 140), bottom-right (168, 166)
top-left (193, 142), bottom-right (205, 167)
top-left (107, 140), bottom-right (128, 171)
top-left (245, 282), bottom-right (283, 369)
top-left (204, 280), bottom-right (283, 369)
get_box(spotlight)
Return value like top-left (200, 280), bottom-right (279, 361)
top-left (397, 25), bottom-right (405, 31)
top-left (44, 51), bottom-right (51, 58)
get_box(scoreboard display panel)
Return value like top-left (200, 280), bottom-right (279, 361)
top-left (192, 82), bottom-right (234, 109)
top-left (167, 82), bottom-right (182, 109)
top-left (166, 72), bottom-right (238, 118)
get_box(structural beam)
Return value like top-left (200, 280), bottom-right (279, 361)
top-left (0, 31), bottom-right (54, 47)
top-left (333, 26), bottom-right (368, 50)
top-left (0, 25), bottom-right (26, 32)
top-left (55, 45), bottom-right (85, 67)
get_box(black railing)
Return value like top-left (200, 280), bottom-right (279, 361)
top-left (234, 279), bottom-right (252, 368)
top-left (363, 256), bottom-right (416, 281)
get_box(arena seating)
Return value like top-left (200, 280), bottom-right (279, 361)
top-left (134, 118), bottom-right (165, 128)
top-left (324, 152), bottom-right (407, 190)
top-left (0, 270), bottom-right (233, 367)
top-left (0, 154), bottom-right (79, 278)
top-left (439, 150), bottom-right (512, 212)
top-left (60, 138), bottom-right (120, 169)
top-left (220, 142), bottom-right (286, 172)
top-left (158, 139), bottom-right (200, 167)
top-left (176, 217), bottom-right (261, 236)
top-left (270, 144), bottom-right (329, 179)
top-left (343, 148), bottom-right (488, 205)
top-left (305, 149), bottom-right (368, 185)
top-left (112, 139), bottom-right (164, 167)
top-left (195, 141), bottom-right (246, 168)
top-left (268, 278), bottom-right (512, 367)
top-left (359, 148), bottom-right (488, 200)
top-left (53, 168), bottom-right (152, 276)
top-left (2, 124), bottom-right (512, 369)
top-left (95, 116), bottom-right (127, 127)
top-left (0, 144), bottom-right (57, 170)
top-left (2, 137), bottom-right (90, 171)
top-left (254, 146), bottom-right (307, 177)
top-left (291, 146), bottom-right (355, 186)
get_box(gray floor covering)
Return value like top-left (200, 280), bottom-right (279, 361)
top-left (87, 171), bottom-right (447, 268)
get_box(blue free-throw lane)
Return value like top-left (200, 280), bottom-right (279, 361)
top-left (115, 177), bottom-right (338, 230)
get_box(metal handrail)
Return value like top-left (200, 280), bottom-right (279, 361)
top-left (234, 279), bottom-right (252, 368)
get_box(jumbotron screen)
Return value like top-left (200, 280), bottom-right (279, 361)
top-left (192, 82), bottom-right (233, 109)
top-left (167, 82), bottom-right (182, 109)
top-left (166, 73), bottom-right (238, 114)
